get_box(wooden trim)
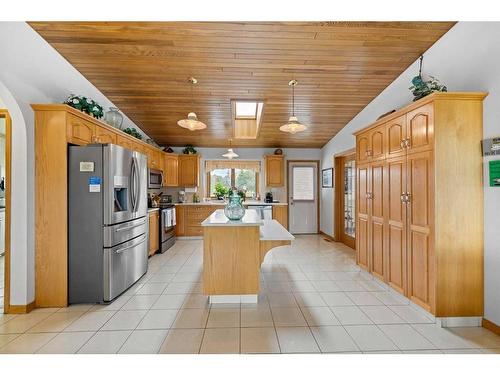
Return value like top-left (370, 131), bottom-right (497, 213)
top-left (334, 152), bottom-right (356, 249)
top-left (483, 318), bottom-right (500, 336)
top-left (319, 230), bottom-right (335, 241)
top-left (352, 92), bottom-right (487, 136)
top-left (7, 301), bottom-right (35, 314)
top-left (286, 160), bottom-right (320, 234)
top-left (0, 109), bottom-right (11, 314)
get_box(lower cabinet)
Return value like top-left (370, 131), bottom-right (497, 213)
top-left (175, 205), bottom-right (224, 237)
top-left (148, 210), bottom-right (159, 256)
top-left (272, 206), bottom-right (288, 229)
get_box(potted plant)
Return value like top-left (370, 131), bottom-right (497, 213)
top-left (214, 182), bottom-right (229, 200)
top-left (182, 145), bottom-right (197, 154)
top-left (123, 127), bottom-right (143, 140)
top-left (64, 94), bottom-right (104, 119)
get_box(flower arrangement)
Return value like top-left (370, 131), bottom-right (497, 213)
top-left (182, 145), bottom-right (197, 154)
top-left (123, 127), bottom-right (143, 140)
top-left (64, 94), bottom-right (104, 119)
top-left (409, 56), bottom-right (447, 101)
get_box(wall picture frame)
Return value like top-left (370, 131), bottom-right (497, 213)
top-left (322, 167), bottom-right (333, 188)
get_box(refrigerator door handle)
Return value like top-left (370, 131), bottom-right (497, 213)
top-left (115, 218), bottom-right (147, 232)
top-left (134, 156), bottom-right (141, 212)
top-left (115, 234), bottom-right (147, 254)
top-left (130, 157), bottom-right (136, 212)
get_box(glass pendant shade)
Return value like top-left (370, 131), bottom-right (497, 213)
top-left (104, 107), bottom-right (124, 129)
top-left (177, 112), bottom-right (207, 131)
top-left (279, 116), bottom-right (307, 134)
top-left (222, 148), bottom-right (239, 159)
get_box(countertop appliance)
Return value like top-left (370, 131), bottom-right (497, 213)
top-left (68, 144), bottom-right (148, 304)
top-left (251, 205), bottom-right (273, 220)
top-left (148, 168), bottom-right (163, 189)
top-left (265, 192), bottom-right (273, 203)
top-left (159, 202), bottom-right (176, 253)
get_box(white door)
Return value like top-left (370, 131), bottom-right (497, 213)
top-left (288, 161), bottom-right (318, 234)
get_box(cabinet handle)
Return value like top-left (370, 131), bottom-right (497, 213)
top-left (400, 140), bottom-right (406, 149)
top-left (406, 192), bottom-right (411, 204)
top-left (367, 150), bottom-right (373, 157)
top-left (405, 138), bottom-right (411, 149)
top-left (400, 193), bottom-right (406, 202)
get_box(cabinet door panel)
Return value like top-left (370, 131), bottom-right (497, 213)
top-left (386, 115), bottom-right (406, 159)
top-left (386, 157), bottom-right (407, 295)
top-left (370, 125), bottom-right (385, 160)
top-left (163, 154), bottom-right (179, 187)
top-left (179, 155), bottom-right (199, 187)
top-left (407, 151), bottom-right (434, 312)
top-left (406, 103), bottom-right (434, 154)
top-left (67, 114), bottom-right (95, 145)
top-left (356, 134), bottom-right (369, 163)
top-left (266, 156), bottom-right (284, 187)
top-left (95, 126), bottom-right (116, 144)
top-left (370, 162), bottom-right (385, 280)
top-left (356, 164), bottom-right (369, 270)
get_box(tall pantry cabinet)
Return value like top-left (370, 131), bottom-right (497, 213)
top-left (354, 92), bottom-right (486, 318)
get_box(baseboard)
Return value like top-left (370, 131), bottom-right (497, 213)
top-left (319, 230), bottom-right (335, 241)
top-left (5, 300), bottom-right (35, 314)
top-left (482, 318), bottom-right (500, 336)
top-left (438, 317), bottom-right (482, 328)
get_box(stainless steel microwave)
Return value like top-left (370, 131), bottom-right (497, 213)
top-left (148, 168), bottom-right (163, 189)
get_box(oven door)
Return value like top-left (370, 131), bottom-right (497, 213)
top-left (148, 168), bottom-right (163, 189)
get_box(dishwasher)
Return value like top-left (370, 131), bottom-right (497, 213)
top-left (249, 205), bottom-right (273, 220)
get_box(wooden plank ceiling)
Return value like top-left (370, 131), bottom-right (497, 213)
top-left (29, 22), bottom-right (455, 148)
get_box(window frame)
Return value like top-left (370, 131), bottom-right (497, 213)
top-left (206, 168), bottom-right (259, 198)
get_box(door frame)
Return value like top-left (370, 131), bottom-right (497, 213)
top-left (333, 148), bottom-right (356, 248)
top-left (0, 109), bottom-right (11, 313)
top-left (286, 160), bottom-right (320, 234)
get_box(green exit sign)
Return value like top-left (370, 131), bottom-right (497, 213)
top-left (490, 160), bottom-right (500, 187)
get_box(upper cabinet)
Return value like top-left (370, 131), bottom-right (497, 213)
top-left (265, 155), bottom-right (284, 187)
top-left (178, 154), bottom-right (200, 187)
top-left (386, 115), bottom-right (406, 159)
top-left (406, 103), bottom-right (434, 155)
top-left (356, 123), bottom-right (386, 162)
top-left (163, 153), bottom-right (179, 187)
top-left (94, 125), bottom-right (116, 144)
top-left (66, 113), bottom-right (95, 145)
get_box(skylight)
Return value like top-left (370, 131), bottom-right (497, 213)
top-left (235, 101), bottom-right (258, 119)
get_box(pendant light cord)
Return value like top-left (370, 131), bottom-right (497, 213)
top-left (292, 82), bottom-right (295, 116)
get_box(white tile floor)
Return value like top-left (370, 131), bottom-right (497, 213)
top-left (1, 235), bottom-right (500, 354)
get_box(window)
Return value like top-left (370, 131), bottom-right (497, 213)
top-left (292, 166), bottom-right (315, 200)
top-left (208, 168), bottom-right (258, 198)
top-left (235, 101), bottom-right (258, 119)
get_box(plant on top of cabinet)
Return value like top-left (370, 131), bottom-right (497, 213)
top-left (123, 127), bottom-right (143, 140)
top-left (409, 55), bottom-right (447, 101)
top-left (64, 94), bottom-right (104, 119)
top-left (182, 144), bottom-right (197, 154)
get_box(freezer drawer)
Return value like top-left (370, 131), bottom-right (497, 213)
top-left (103, 216), bottom-right (148, 248)
top-left (103, 233), bottom-right (148, 301)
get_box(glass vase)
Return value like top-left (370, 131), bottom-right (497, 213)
top-left (224, 191), bottom-right (245, 220)
top-left (104, 107), bottom-right (124, 129)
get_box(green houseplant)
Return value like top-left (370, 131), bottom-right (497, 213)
top-left (182, 145), bottom-right (197, 154)
top-left (64, 94), bottom-right (104, 119)
top-left (123, 127), bottom-right (143, 140)
top-left (214, 182), bottom-right (229, 200)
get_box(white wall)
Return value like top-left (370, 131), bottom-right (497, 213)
top-left (320, 22), bottom-right (500, 325)
top-left (0, 22), bottom-right (145, 305)
top-left (162, 147), bottom-right (321, 202)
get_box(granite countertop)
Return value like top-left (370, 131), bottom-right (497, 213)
top-left (175, 200), bottom-right (287, 206)
top-left (147, 207), bottom-right (160, 213)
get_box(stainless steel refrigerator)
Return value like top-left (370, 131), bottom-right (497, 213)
top-left (68, 143), bottom-right (148, 304)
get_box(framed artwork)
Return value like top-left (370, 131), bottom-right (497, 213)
top-left (322, 167), bottom-right (333, 188)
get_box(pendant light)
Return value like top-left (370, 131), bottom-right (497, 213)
top-left (177, 77), bottom-right (207, 131)
top-left (222, 139), bottom-right (239, 159)
top-left (280, 79), bottom-right (307, 134)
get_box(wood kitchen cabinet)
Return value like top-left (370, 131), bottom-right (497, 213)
top-left (175, 205), bottom-right (224, 237)
top-left (178, 154), bottom-right (200, 187)
top-left (31, 104), bottom-right (180, 307)
top-left (353, 92), bottom-right (486, 317)
top-left (272, 205), bottom-right (288, 229)
top-left (264, 155), bottom-right (284, 187)
top-left (148, 210), bottom-right (159, 257)
top-left (163, 153), bottom-right (179, 187)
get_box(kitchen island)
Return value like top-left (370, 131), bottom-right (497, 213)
top-left (201, 209), bottom-right (294, 303)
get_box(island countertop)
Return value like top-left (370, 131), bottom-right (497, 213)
top-left (201, 208), bottom-right (262, 226)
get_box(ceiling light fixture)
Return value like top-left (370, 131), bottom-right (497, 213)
top-left (222, 139), bottom-right (239, 159)
top-left (280, 79), bottom-right (307, 134)
top-left (177, 77), bottom-right (207, 131)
